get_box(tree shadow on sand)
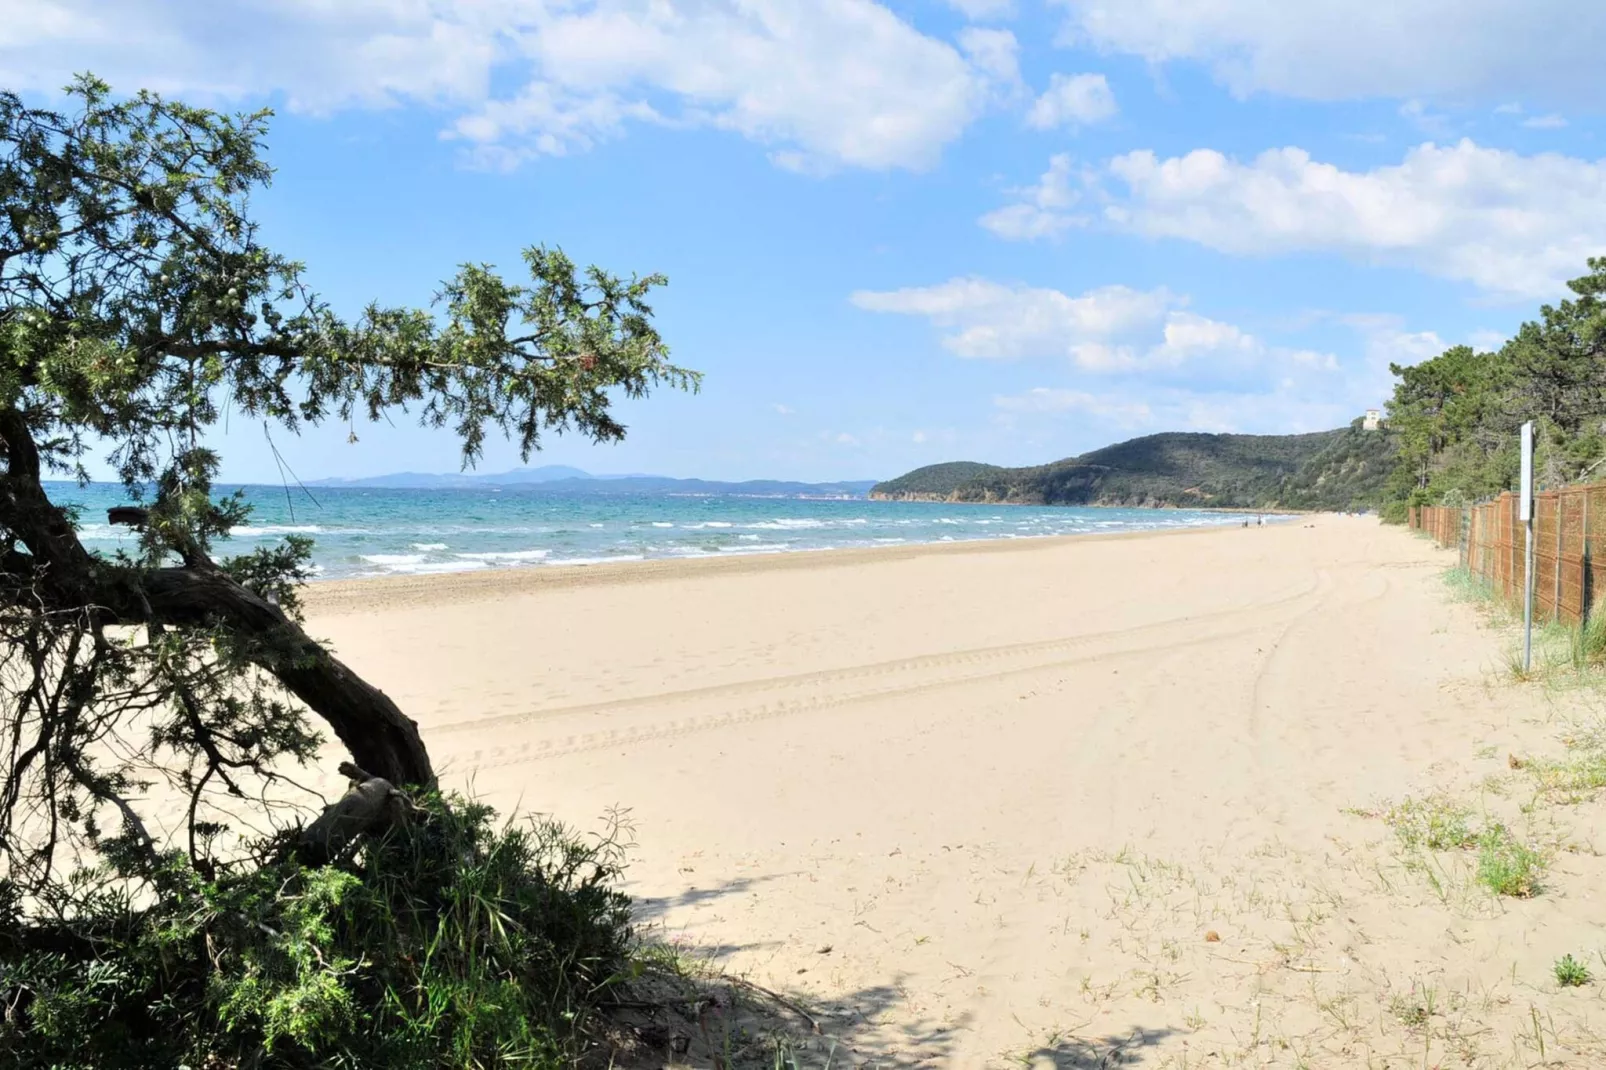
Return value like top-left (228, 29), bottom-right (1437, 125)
top-left (1012, 1027), bottom-right (1179, 1068)
top-left (609, 951), bottom-right (1175, 1068)
top-left (768, 978), bottom-right (1175, 1069)
top-left (606, 872), bottom-right (1178, 1067)
top-left (628, 872), bottom-right (793, 966)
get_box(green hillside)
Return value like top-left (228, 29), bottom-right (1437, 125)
top-left (870, 461), bottom-right (1005, 496)
top-left (872, 423), bottom-right (1397, 510)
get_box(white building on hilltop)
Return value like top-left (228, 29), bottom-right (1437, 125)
top-left (1363, 409), bottom-right (1382, 431)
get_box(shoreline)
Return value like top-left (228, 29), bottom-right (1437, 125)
top-left (302, 514), bottom-right (1305, 615)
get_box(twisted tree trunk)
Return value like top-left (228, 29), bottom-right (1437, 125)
top-left (0, 408), bottom-right (434, 788)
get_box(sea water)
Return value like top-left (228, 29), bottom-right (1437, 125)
top-left (47, 483), bottom-right (1272, 581)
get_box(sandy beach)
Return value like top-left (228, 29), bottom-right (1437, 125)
top-left (305, 515), bottom-right (1606, 1067)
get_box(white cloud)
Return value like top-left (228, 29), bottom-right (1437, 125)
top-left (1287, 349), bottom-right (1340, 372)
top-left (993, 383), bottom-right (1358, 438)
top-left (1099, 140), bottom-right (1606, 299)
top-left (978, 153), bottom-right (1087, 240)
top-left (1303, 311), bottom-right (1511, 411)
top-left (993, 388), bottom-right (1152, 428)
top-left (1523, 114), bottom-right (1568, 129)
top-left (1050, 0), bottom-right (1606, 105)
top-left (0, 0), bottom-right (510, 110)
top-left (4, 0), bottom-right (1001, 173)
top-left (1167, 390), bottom-right (1351, 435)
top-left (850, 277), bottom-right (1178, 361)
top-left (772, 403), bottom-right (795, 415)
top-left (850, 276), bottom-right (1340, 389)
top-left (1398, 99), bottom-right (1454, 139)
top-left (1339, 313), bottom-right (1453, 405)
top-left (957, 28), bottom-right (1021, 90)
top-left (858, 278), bottom-right (1416, 441)
top-left (1026, 72), bottom-right (1116, 129)
top-left (945, 0), bottom-right (1015, 20)
top-left (1148, 312), bottom-right (1258, 368)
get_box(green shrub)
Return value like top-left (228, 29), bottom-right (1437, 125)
top-left (0, 794), bottom-right (633, 1069)
top-left (1572, 602), bottom-right (1606, 667)
top-left (1554, 954), bottom-right (1592, 988)
top-left (1475, 823), bottom-right (1544, 898)
top-left (1384, 796), bottom-right (1478, 851)
top-left (1380, 500), bottom-right (1409, 525)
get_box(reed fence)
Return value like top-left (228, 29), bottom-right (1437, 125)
top-left (1409, 484), bottom-right (1606, 624)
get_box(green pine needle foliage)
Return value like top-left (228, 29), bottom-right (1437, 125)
top-left (1, 795), bottom-right (634, 1069)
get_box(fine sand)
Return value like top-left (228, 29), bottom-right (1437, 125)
top-left (305, 515), bottom-right (1606, 1067)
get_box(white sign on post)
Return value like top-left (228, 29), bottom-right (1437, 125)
top-left (1521, 421), bottom-right (1535, 672)
top-left (1520, 422), bottom-right (1534, 521)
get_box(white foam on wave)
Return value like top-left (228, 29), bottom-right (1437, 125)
top-left (381, 559), bottom-right (488, 575)
top-left (412, 542), bottom-right (448, 551)
top-left (686, 521), bottom-right (732, 529)
top-left (650, 521), bottom-right (674, 528)
top-left (74, 523), bottom-right (129, 541)
top-left (747, 518), bottom-right (827, 530)
top-left (360, 553), bottom-right (425, 566)
top-left (453, 549), bottom-right (549, 562)
top-left (233, 524), bottom-right (323, 536)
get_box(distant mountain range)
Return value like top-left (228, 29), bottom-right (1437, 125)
top-left (309, 465), bottom-right (879, 499)
top-left (872, 423), bottom-right (1398, 511)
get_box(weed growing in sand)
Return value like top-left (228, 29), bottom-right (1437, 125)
top-left (1442, 566), bottom-right (1501, 609)
top-left (1475, 824), bottom-right (1544, 897)
top-left (1441, 568), bottom-right (1606, 686)
top-left (1501, 621), bottom-right (1577, 680)
top-left (1528, 749), bottom-right (1606, 802)
top-left (1389, 988), bottom-right (1435, 1028)
top-left (1384, 795), bottom-right (1479, 851)
top-left (1570, 608), bottom-right (1606, 667)
top-left (1519, 721), bottom-right (1606, 803)
top-left (1554, 954), bottom-right (1592, 988)
top-left (770, 1038), bottom-right (839, 1069)
top-left (1366, 791), bottom-right (1550, 899)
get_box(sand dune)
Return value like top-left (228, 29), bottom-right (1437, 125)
top-left (306, 515), bottom-right (1606, 1067)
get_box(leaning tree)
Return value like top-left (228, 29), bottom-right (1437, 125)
top-left (0, 77), bottom-right (697, 900)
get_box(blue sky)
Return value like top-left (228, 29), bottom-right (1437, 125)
top-left (6, 0), bottom-right (1604, 483)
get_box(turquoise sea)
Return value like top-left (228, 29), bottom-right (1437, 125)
top-left (48, 483), bottom-right (1273, 582)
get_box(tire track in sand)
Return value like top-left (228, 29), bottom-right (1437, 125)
top-left (429, 575), bottom-right (1326, 774)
